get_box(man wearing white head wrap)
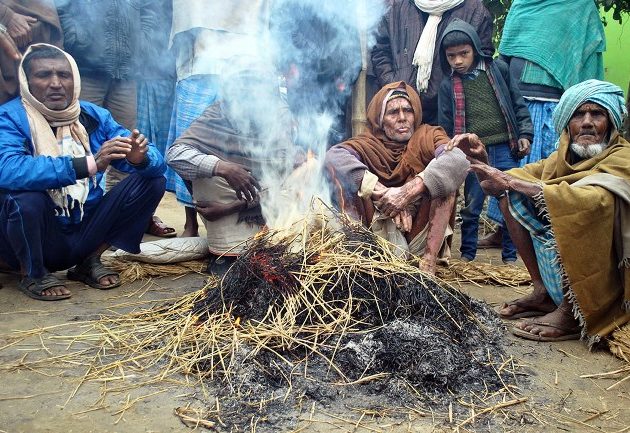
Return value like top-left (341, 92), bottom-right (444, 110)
top-left (0, 44), bottom-right (167, 301)
top-left (371, 0), bottom-right (493, 125)
top-left (448, 80), bottom-right (630, 345)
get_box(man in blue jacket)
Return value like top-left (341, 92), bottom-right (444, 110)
top-left (0, 44), bottom-right (166, 300)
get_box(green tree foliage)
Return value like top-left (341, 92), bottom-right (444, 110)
top-left (481, 0), bottom-right (512, 44)
top-left (599, 0), bottom-right (630, 23)
top-left (483, 0), bottom-right (629, 41)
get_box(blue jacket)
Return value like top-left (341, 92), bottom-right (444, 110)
top-left (0, 98), bottom-right (166, 224)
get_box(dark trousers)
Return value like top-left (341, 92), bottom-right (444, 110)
top-left (460, 143), bottom-right (517, 262)
top-left (0, 173), bottom-right (165, 278)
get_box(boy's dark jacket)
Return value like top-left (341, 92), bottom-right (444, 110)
top-left (437, 19), bottom-right (533, 156)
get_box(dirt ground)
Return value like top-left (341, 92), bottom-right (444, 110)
top-left (0, 193), bottom-right (629, 433)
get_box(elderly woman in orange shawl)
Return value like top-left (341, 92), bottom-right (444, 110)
top-left (324, 81), bottom-right (470, 273)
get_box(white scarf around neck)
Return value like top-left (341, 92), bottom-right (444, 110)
top-left (412, 0), bottom-right (464, 92)
top-left (18, 43), bottom-right (92, 220)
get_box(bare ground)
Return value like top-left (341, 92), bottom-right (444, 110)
top-left (0, 193), bottom-right (628, 433)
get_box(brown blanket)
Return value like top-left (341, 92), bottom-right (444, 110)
top-left (509, 131), bottom-right (630, 343)
top-left (339, 81), bottom-right (449, 187)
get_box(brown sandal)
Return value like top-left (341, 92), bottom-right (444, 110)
top-left (146, 215), bottom-right (177, 238)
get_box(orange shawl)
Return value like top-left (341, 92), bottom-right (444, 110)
top-left (339, 81), bottom-right (449, 187)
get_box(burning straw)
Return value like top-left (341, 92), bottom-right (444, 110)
top-left (4, 213), bottom-right (520, 430)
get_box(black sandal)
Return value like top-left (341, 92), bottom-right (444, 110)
top-left (67, 256), bottom-right (121, 290)
top-left (19, 274), bottom-right (71, 301)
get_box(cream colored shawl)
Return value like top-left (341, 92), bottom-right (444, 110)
top-left (413, 0), bottom-right (464, 92)
top-left (18, 43), bottom-right (91, 219)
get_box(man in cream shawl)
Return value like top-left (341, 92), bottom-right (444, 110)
top-left (0, 44), bottom-right (166, 300)
top-left (450, 80), bottom-right (630, 345)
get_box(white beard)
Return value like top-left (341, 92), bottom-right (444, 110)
top-left (570, 141), bottom-right (610, 159)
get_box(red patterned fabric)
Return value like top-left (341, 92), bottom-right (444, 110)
top-left (452, 74), bottom-right (466, 135)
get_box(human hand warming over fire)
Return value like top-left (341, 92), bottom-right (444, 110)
top-left (371, 177), bottom-right (425, 218)
top-left (469, 163), bottom-right (542, 199)
top-left (127, 129), bottom-right (148, 165)
top-left (195, 200), bottom-right (252, 222)
top-left (468, 164), bottom-right (510, 197)
top-left (214, 160), bottom-right (261, 202)
top-left (393, 207), bottom-right (414, 232)
top-left (6, 12), bottom-right (36, 48)
top-left (445, 133), bottom-right (488, 164)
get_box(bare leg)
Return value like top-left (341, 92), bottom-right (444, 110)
top-left (420, 193), bottom-right (456, 275)
top-left (181, 206), bottom-right (199, 238)
top-left (500, 198), bottom-right (580, 337)
top-left (499, 198), bottom-right (555, 316)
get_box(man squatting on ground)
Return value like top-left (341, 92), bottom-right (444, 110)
top-left (0, 44), bottom-right (166, 300)
top-left (166, 71), bottom-right (293, 274)
top-left (324, 81), bottom-right (470, 275)
top-left (449, 79), bottom-right (630, 344)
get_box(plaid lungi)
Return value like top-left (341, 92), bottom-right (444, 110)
top-left (165, 75), bottom-right (221, 206)
top-left (137, 79), bottom-right (176, 156)
top-left (507, 191), bottom-right (564, 305)
top-left (519, 101), bottom-right (559, 166)
top-left (486, 196), bottom-right (502, 225)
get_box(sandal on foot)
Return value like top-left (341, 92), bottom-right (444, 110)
top-left (19, 274), bottom-right (71, 301)
top-left (497, 299), bottom-right (550, 320)
top-left (510, 321), bottom-right (581, 342)
top-left (146, 216), bottom-right (177, 238)
top-left (67, 256), bottom-right (121, 290)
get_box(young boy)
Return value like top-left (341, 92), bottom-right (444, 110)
top-left (437, 19), bottom-right (533, 264)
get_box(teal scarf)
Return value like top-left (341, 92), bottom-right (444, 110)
top-left (499, 0), bottom-right (605, 91)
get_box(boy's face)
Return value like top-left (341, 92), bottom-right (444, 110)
top-left (445, 44), bottom-right (475, 74)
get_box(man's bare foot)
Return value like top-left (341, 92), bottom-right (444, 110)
top-left (40, 285), bottom-right (71, 297)
top-left (513, 302), bottom-right (580, 340)
top-left (498, 281), bottom-right (556, 319)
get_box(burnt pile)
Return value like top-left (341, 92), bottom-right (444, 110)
top-left (190, 219), bottom-right (510, 409)
top-left (16, 215), bottom-right (518, 431)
